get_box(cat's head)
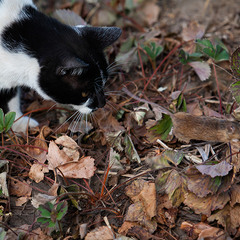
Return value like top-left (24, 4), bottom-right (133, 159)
top-left (39, 26), bottom-right (121, 114)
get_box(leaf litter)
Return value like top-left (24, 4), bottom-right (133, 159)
top-left (2, 0), bottom-right (240, 239)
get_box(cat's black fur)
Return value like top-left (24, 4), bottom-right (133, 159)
top-left (0, 0), bottom-right (121, 131)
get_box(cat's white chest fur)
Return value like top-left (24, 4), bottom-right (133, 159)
top-left (0, 0), bottom-right (40, 90)
top-left (0, 0), bottom-right (41, 132)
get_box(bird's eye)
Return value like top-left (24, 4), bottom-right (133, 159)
top-left (82, 92), bottom-right (89, 97)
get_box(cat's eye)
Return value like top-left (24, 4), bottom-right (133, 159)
top-left (82, 92), bottom-right (89, 97)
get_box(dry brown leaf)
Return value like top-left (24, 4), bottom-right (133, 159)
top-left (53, 9), bottom-right (86, 26)
top-left (48, 182), bottom-right (59, 196)
top-left (79, 223), bottom-right (88, 239)
top-left (125, 179), bottom-right (156, 218)
top-left (127, 226), bottom-right (153, 240)
top-left (95, 109), bottom-right (124, 133)
top-left (156, 194), bottom-right (178, 228)
top-left (184, 191), bottom-right (230, 217)
top-left (5, 225), bottom-right (52, 240)
top-left (180, 221), bottom-right (227, 240)
top-left (58, 156), bottom-right (96, 179)
top-left (118, 222), bottom-right (139, 235)
top-left (15, 197), bottom-right (29, 206)
top-left (137, 1), bottom-right (161, 26)
top-left (230, 184), bottom-right (240, 207)
top-left (26, 126), bottom-right (48, 163)
top-left (47, 141), bottom-right (72, 170)
top-left (55, 135), bottom-right (80, 161)
top-left (203, 106), bottom-right (222, 118)
top-left (91, 9), bottom-right (117, 26)
top-left (182, 21), bottom-right (205, 41)
top-left (85, 226), bottom-right (114, 240)
top-left (10, 179), bottom-right (32, 197)
top-left (125, 202), bottom-right (157, 233)
top-left (187, 102), bottom-right (203, 116)
top-left (188, 61), bottom-right (211, 81)
top-left (31, 193), bottom-right (55, 209)
top-left (55, 135), bottom-right (79, 149)
top-left (156, 169), bottom-right (186, 207)
top-left (208, 204), bottom-right (240, 235)
top-left (47, 138), bottom-right (95, 179)
top-left (29, 163), bottom-right (49, 183)
top-left (186, 166), bottom-right (232, 198)
top-left (196, 160), bottom-right (232, 178)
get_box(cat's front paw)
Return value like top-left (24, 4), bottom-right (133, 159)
top-left (12, 117), bottom-right (39, 133)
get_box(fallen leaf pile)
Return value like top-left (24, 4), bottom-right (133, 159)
top-left (2, 0), bottom-right (240, 239)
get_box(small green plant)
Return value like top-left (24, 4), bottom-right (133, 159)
top-left (196, 39), bottom-right (229, 62)
top-left (37, 201), bottom-right (68, 228)
top-left (142, 41), bottom-right (163, 69)
top-left (179, 49), bottom-right (203, 64)
top-left (0, 108), bottom-right (16, 133)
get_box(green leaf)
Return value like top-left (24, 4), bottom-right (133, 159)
top-left (47, 201), bottom-right (54, 210)
top-left (150, 114), bottom-right (173, 141)
top-left (179, 49), bottom-right (188, 64)
top-left (120, 37), bottom-right (135, 53)
top-left (230, 81), bottom-right (240, 104)
top-left (0, 109), bottom-right (4, 133)
top-left (189, 52), bottom-right (203, 58)
top-left (38, 205), bottom-right (51, 218)
top-left (56, 202), bottom-right (64, 212)
top-left (4, 112), bottom-right (16, 132)
top-left (155, 45), bottom-right (163, 56)
top-left (48, 221), bottom-right (56, 228)
top-left (176, 94), bottom-right (187, 112)
top-left (144, 46), bottom-right (155, 59)
top-left (215, 48), bottom-right (229, 62)
top-left (179, 49), bottom-right (202, 64)
top-left (56, 204), bottom-right (68, 220)
top-left (37, 217), bottom-right (51, 224)
top-left (196, 39), bottom-right (214, 49)
top-left (203, 48), bottom-right (215, 58)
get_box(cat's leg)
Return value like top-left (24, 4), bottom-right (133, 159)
top-left (0, 88), bottom-right (38, 133)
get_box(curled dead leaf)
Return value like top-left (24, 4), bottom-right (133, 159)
top-left (180, 221), bottom-right (227, 240)
top-left (29, 163), bottom-right (49, 183)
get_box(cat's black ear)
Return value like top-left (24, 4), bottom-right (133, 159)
top-left (79, 26), bottom-right (122, 49)
top-left (56, 58), bottom-right (89, 75)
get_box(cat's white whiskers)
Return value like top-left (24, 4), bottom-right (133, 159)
top-left (69, 111), bottom-right (80, 130)
top-left (85, 114), bottom-right (88, 133)
top-left (53, 110), bottom-right (78, 133)
top-left (70, 112), bottom-right (82, 136)
top-left (47, 103), bottom-right (57, 112)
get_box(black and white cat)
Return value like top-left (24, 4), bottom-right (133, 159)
top-left (0, 0), bottom-right (121, 132)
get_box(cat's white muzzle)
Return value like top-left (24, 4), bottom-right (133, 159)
top-left (72, 99), bottom-right (92, 114)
